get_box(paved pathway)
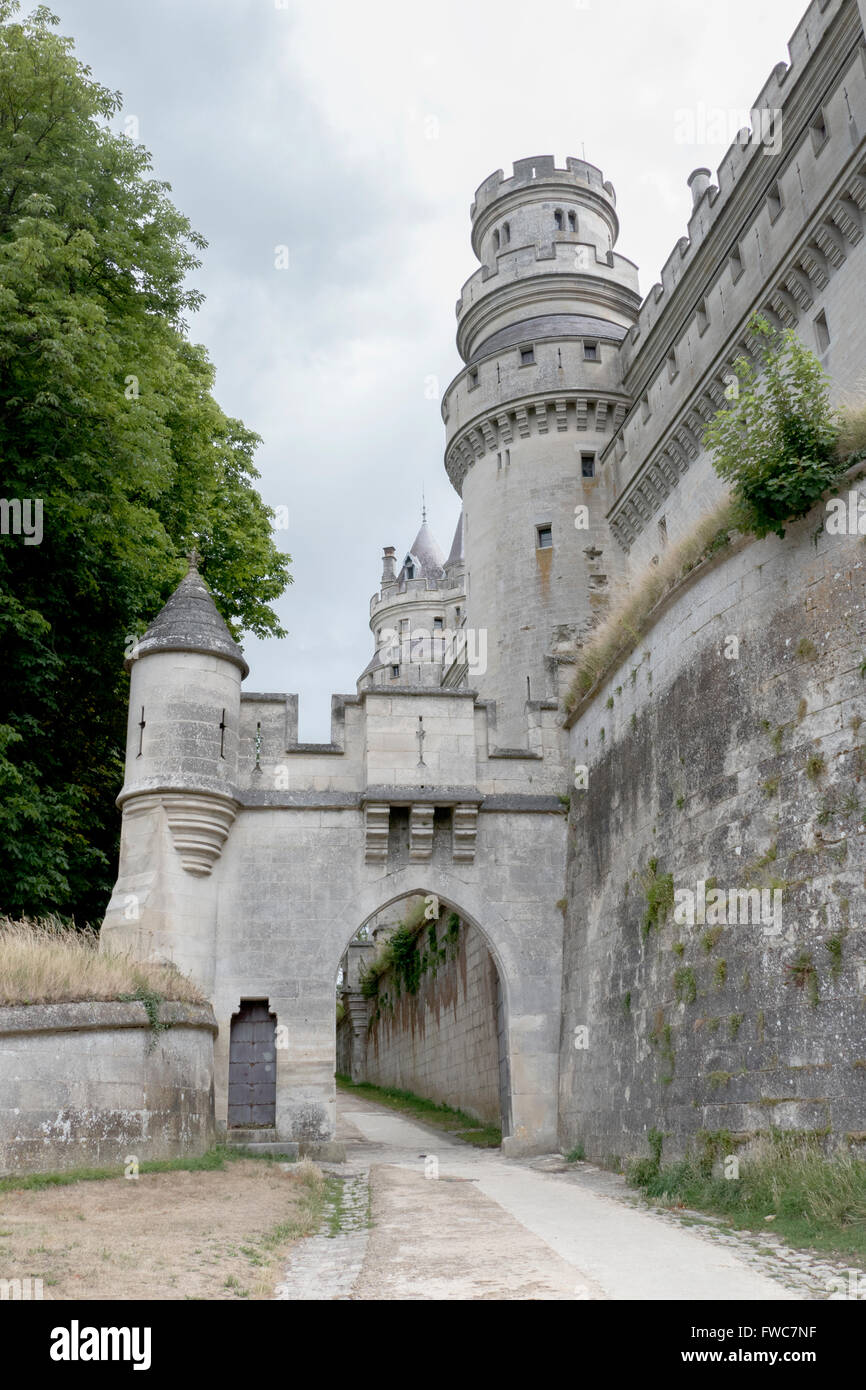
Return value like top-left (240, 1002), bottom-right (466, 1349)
top-left (276, 1095), bottom-right (858, 1300)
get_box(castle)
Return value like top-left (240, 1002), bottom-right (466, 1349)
top-left (102, 0), bottom-right (866, 1163)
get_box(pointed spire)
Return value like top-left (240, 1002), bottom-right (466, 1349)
top-left (445, 511), bottom-right (464, 569)
top-left (128, 561), bottom-right (249, 677)
top-left (400, 518), bottom-right (445, 583)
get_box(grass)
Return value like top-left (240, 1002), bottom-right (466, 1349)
top-left (564, 497), bottom-right (737, 712)
top-left (0, 1144), bottom-right (298, 1193)
top-left (336, 1075), bottom-right (502, 1148)
top-left (0, 916), bottom-right (204, 1007)
top-left (627, 1131), bottom-right (866, 1264)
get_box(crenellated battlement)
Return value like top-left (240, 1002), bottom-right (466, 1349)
top-left (470, 156), bottom-right (617, 234)
top-left (235, 685), bottom-right (567, 798)
top-left (603, 0), bottom-right (866, 559)
top-left (616, 0), bottom-right (856, 373)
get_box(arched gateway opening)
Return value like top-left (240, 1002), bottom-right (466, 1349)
top-left (335, 892), bottom-right (511, 1141)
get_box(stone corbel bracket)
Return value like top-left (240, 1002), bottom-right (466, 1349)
top-left (120, 789), bottom-right (239, 877)
top-left (161, 791), bottom-right (238, 876)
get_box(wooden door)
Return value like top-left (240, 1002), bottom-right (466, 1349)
top-left (227, 1000), bottom-right (276, 1128)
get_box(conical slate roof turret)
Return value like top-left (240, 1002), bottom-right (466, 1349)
top-left (399, 520), bottom-right (445, 584)
top-left (127, 553), bottom-right (249, 677)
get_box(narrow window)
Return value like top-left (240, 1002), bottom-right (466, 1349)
top-left (583, 341), bottom-right (599, 361)
top-left (696, 297), bottom-right (709, 335)
top-left (811, 108), bottom-right (829, 152)
top-left (568, 211), bottom-right (577, 231)
top-left (667, 347), bottom-right (678, 381)
top-left (536, 525), bottom-right (553, 550)
top-left (404, 560), bottom-right (414, 579)
top-left (641, 392), bottom-right (651, 422)
top-left (502, 221), bottom-right (510, 244)
top-left (730, 244), bottom-right (744, 281)
top-left (814, 310), bottom-right (830, 354)
top-left (468, 366), bottom-right (478, 390)
top-left (554, 209), bottom-right (564, 230)
top-left (581, 453), bottom-right (595, 478)
top-left (505, 448), bottom-right (511, 466)
top-left (492, 229), bottom-right (500, 252)
top-left (658, 516), bottom-right (668, 548)
top-left (520, 345), bottom-right (535, 365)
top-left (767, 181), bottom-right (783, 222)
top-left (391, 664), bottom-right (400, 679)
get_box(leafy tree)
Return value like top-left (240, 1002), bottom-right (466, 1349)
top-left (703, 315), bottom-right (843, 539)
top-left (0, 3), bottom-right (291, 921)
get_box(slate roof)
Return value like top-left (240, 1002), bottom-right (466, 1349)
top-left (128, 556), bottom-right (249, 677)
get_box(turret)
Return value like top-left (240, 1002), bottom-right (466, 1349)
top-left (359, 515), bottom-right (465, 690)
top-left (442, 156), bottom-right (641, 745)
top-left (101, 555), bottom-right (246, 990)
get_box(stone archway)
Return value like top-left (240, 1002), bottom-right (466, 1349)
top-left (336, 889), bottom-right (511, 1139)
top-left (324, 867), bottom-right (560, 1156)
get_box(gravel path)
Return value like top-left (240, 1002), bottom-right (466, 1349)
top-left (275, 1095), bottom-right (860, 1300)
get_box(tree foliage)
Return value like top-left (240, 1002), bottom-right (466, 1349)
top-left (703, 315), bottom-right (843, 539)
top-left (0, 3), bottom-right (291, 921)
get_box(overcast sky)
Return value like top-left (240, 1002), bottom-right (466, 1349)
top-left (51, 0), bottom-right (807, 738)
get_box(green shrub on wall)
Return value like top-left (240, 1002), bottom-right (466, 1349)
top-left (703, 316), bottom-right (846, 539)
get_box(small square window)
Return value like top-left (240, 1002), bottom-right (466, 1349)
top-left (581, 453), bottom-right (595, 478)
top-left (536, 525), bottom-right (553, 550)
top-left (520, 346), bottom-right (535, 366)
top-left (467, 367), bottom-right (479, 390)
top-left (584, 341), bottom-right (599, 361)
top-left (433, 617), bottom-right (444, 631)
top-left (391, 665), bottom-right (400, 679)
top-left (814, 309), bottom-right (830, 354)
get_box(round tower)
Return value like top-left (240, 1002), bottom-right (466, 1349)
top-left (442, 155), bottom-right (640, 745)
top-left (359, 516), bottom-right (465, 690)
top-left (102, 555), bottom-right (246, 989)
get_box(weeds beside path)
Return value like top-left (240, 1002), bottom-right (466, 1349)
top-left (336, 1075), bottom-right (502, 1148)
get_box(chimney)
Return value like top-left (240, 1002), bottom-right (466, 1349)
top-left (381, 546), bottom-right (397, 586)
top-left (687, 168), bottom-right (711, 209)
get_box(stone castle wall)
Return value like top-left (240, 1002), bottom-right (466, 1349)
top-left (0, 1002), bottom-right (216, 1175)
top-left (559, 483), bottom-right (866, 1165)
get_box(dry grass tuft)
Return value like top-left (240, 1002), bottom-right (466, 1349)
top-left (0, 916), bottom-right (205, 1006)
top-left (564, 497), bottom-right (739, 713)
top-left (836, 399), bottom-right (866, 462)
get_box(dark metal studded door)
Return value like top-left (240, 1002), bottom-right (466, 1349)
top-left (227, 1000), bottom-right (276, 1128)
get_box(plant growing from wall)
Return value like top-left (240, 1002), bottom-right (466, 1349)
top-left (703, 316), bottom-right (845, 539)
top-left (640, 857), bottom-right (674, 940)
top-left (786, 951), bottom-right (819, 1007)
top-left (673, 966), bottom-right (697, 1004)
